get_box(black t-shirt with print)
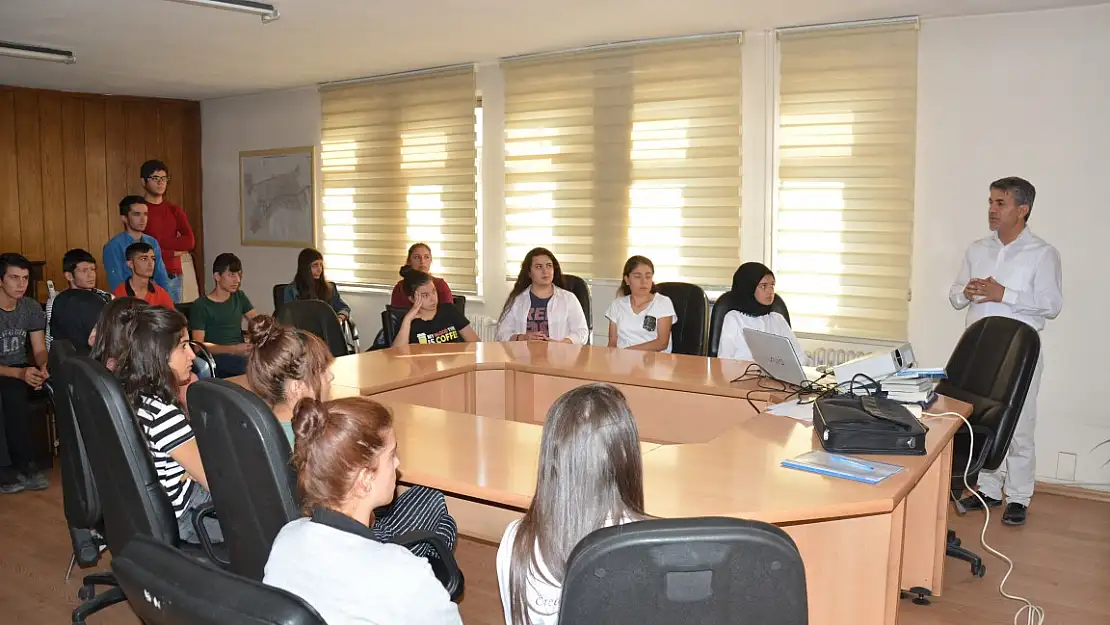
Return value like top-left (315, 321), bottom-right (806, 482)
top-left (408, 304), bottom-right (470, 345)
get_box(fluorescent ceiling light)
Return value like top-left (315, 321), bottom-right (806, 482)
top-left (0, 40), bottom-right (76, 64)
top-left (164, 0), bottom-right (280, 23)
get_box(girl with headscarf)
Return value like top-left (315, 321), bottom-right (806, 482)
top-left (717, 262), bottom-right (805, 363)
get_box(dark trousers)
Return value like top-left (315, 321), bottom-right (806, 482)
top-left (0, 372), bottom-right (35, 471)
top-left (213, 354), bottom-right (248, 379)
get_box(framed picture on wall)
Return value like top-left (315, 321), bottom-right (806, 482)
top-left (239, 146), bottom-right (315, 247)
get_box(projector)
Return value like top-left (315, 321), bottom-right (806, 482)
top-left (833, 343), bottom-right (915, 386)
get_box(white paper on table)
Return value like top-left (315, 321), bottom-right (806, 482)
top-left (767, 399), bottom-right (815, 423)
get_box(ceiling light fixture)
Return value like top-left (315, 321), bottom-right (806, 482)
top-left (0, 40), bottom-right (76, 64)
top-left (164, 0), bottom-right (280, 23)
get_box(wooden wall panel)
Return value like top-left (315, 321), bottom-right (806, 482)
top-left (0, 86), bottom-right (203, 297)
top-left (0, 91), bottom-right (20, 252)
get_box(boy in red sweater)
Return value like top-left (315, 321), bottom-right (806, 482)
top-left (140, 160), bottom-right (195, 303)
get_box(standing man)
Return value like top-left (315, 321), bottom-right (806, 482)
top-left (949, 176), bottom-right (1063, 526)
top-left (112, 242), bottom-right (175, 309)
top-left (140, 160), bottom-right (195, 303)
top-left (0, 253), bottom-right (50, 494)
top-left (103, 195), bottom-right (172, 293)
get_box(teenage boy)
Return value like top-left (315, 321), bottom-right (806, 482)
top-left (103, 195), bottom-right (171, 292)
top-left (112, 242), bottom-right (175, 309)
top-left (46, 249), bottom-right (113, 353)
top-left (139, 160), bottom-right (195, 303)
top-left (0, 253), bottom-right (50, 494)
top-left (190, 253), bottom-right (257, 378)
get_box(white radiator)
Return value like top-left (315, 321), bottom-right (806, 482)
top-left (471, 315), bottom-right (500, 342)
top-left (799, 334), bottom-right (905, 368)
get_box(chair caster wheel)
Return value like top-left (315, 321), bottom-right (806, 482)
top-left (78, 584), bottom-right (95, 601)
top-left (972, 562), bottom-right (987, 577)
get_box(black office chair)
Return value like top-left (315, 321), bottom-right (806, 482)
top-left (277, 299), bottom-right (350, 357)
top-left (186, 378), bottom-right (465, 600)
top-left (452, 294), bottom-right (467, 317)
top-left (190, 341), bottom-right (217, 380)
top-left (113, 534), bottom-right (326, 625)
top-left (561, 273), bottom-right (592, 332)
top-left (45, 341), bottom-right (120, 625)
top-left (707, 291), bottom-right (791, 357)
top-left (934, 316), bottom-right (1040, 577)
top-left (63, 357), bottom-right (227, 576)
top-left (558, 517), bottom-right (808, 625)
top-left (382, 305), bottom-right (408, 346)
top-left (175, 301), bottom-right (194, 328)
top-left (273, 283), bottom-right (289, 315)
top-left (656, 282), bottom-right (709, 356)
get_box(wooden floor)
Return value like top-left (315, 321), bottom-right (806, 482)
top-left (3, 469), bottom-right (1108, 625)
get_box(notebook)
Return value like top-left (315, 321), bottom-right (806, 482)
top-left (781, 450), bottom-right (904, 484)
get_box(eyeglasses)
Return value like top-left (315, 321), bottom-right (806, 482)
top-left (146, 175), bottom-right (169, 183)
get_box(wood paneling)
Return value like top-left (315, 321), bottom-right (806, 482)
top-left (0, 86), bottom-right (203, 294)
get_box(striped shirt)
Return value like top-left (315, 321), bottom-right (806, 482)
top-left (135, 394), bottom-right (197, 519)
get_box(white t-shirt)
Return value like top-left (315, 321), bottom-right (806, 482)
top-left (264, 516), bottom-right (462, 625)
top-left (604, 294), bottom-right (678, 353)
top-left (717, 310), bottom-right (805, 364)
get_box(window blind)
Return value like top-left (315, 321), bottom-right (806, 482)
top-left (774, 22), bottom-right (918, 341)
top-left (319, 66), bottom-right (478, 292)
top-left (502, 35), bottom-right (742, 288)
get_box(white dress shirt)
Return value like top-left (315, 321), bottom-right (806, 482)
top-left (949, 228), bottom-right (1063, 331)
top-left (495, 287), bottom-right (590, 344)
top-left (717, 310), bottom-right (805, 364)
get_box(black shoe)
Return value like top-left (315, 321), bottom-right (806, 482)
top-left (958, 492), bottom-right (1003, 511)
top-left (1002, 503), bottom-right (1027, 526)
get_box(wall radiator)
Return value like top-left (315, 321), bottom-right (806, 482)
top-left (471, 315), bottom-right (501, 342)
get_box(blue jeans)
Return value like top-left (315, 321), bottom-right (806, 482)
top-left (166, 274), bottom-right (183, 303)
top-left (213, 354), bottom-right (247, 378)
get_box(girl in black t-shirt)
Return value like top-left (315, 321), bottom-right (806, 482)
top-left (393, 270), bottom-right (479, 347)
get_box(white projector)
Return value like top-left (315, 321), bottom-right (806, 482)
top-left (832, 343), bottom-right (915, 386)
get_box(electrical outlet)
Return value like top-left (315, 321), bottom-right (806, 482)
top-left (1056, 452), bottom-right (1077, 482)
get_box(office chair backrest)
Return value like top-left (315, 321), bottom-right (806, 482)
top-left (655, 282), bottom-right (709, 356)
top-left (64, 357), bottom-right (179, 554)
top-left (113, 534), bottom-right (326, 625)
top-left (277, 299), bottom-right (349, 358)
top-left (190, 342), bottom-right (217, 380)
top-left (561, 274), bottom-right (592, 331)
top-left (558, 517), bottom-right (808, 625)
top-left (48, 341), bottom-right (104, 566)
top-left (187, 379), bottom-right (301, 581)
top-left (707, 291), bottom-right (791, 357)
top-left (176, 301), bottom-right (194, 330)
top-left (452, 294), bottom-right (467, 316)
top-left (935, 316), bottom-right (1040, 471)
top-left (273, 283), bottom-right (289, 316)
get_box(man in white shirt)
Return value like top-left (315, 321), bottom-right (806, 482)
top-left (949, 176), bottom-right (1063, 526)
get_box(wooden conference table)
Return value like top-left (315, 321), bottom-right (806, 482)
top-left (286, 342), bottom-right (968, 625)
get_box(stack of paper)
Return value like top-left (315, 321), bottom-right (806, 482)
top-left (881, 370), bottom-right (942, 405)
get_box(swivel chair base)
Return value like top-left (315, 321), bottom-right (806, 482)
top-left (946, 529), bottom-right (986, 577)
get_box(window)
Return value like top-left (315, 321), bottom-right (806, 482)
top-left (319, 67), bottom-right (479, 292)
top-left (502, 35), bottom-right (743, 288)
top-left (774, 22), bottom-right (918, 341)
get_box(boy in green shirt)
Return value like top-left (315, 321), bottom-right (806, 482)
top-left (190, 253), bottom-right (257, 378)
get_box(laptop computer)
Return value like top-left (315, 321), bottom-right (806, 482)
top-left (742, 328), bottom-right (825, 387)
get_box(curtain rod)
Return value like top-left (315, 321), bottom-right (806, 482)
top-left (777, 15), bottom-right (918, 36)
top-left (319, 62), bottom-right (475, 89)
top-left (501, 31), bottom-right (743, 63)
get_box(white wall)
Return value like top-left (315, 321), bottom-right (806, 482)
top-left (201, 4), bottom-right (1110, 488)
top-left (912, 5), bottom-right (1110, 489)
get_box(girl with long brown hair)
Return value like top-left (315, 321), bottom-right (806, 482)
top-left (282, 248), bottom-right (351, 323)
top-left (495, 247), bottom-right (589, 344)
top-left (263, 397), bottom-right (462, 625)
top-left (389, 242), bottom-right (455, 308)
top-left (496, 384), bottom-right (646, 625)
top-left (605, 255), bottom-right (677, 353)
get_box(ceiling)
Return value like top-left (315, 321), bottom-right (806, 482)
top-left (0, 0), bottom-right (1104, 100)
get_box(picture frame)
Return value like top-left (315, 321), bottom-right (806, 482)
top-left (239, 146), bottom-right (315, 247)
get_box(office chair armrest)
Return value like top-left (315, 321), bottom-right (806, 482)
top-left (390, 531), bottom-right (464, 601)
top-left (191, 503), bottom-right (230, 568)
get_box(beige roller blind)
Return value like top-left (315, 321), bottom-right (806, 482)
top-left (319, 66), bottom-right (478, 292)
top-left (774, 22), bottom-right (918, 341)
top-left (503, 35), bottom-right (742, 288)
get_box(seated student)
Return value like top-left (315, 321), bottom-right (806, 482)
top-left (393, 271), bottom-right (478, 347)
top-left (497, 384), bottom-right (646, 625)
top-left (114, 304), bottom-right (223, 544)
top-left (102, 195), bottom-right (171, 292)
top-left (190, 253), bottom-right (257, 378)
top-left (264, 397), bottom-right (463, 625)
top-left (247, 315), bottom-right (458, 559)
top-left (495, 247), bottom-right (589, 345)
top-left (111, 242), bottom-right (175, 309)
top-left (390, 243), bottom-right (454, 308)
top-left (0, 253), bottom-right (50, 495)
top-left (605, 255), bottom-right (677, 353)
top-left (283, 248), bottom-right (351, 322)
top-left (91, 297), bottom-right (151, 371)
top-left (718, 262), bottom-right (805, 363)
top-left (47, 248), bottom-right (113, 354)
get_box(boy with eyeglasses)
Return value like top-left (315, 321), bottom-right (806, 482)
top-left (139, 160), bottom-right (196, 303)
